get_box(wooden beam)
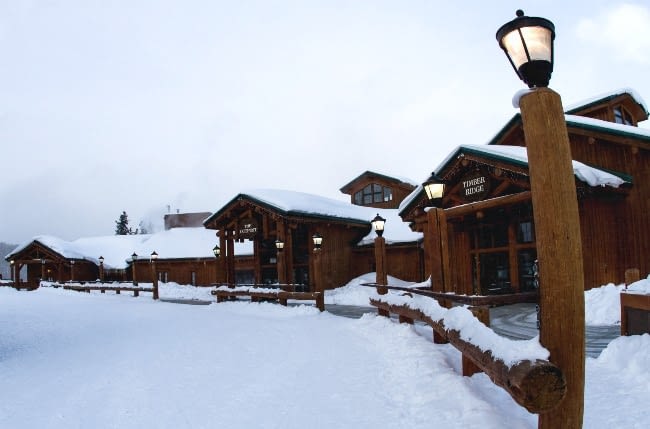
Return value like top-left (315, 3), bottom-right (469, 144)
top-left (445, 191), bottom-right (532, 219)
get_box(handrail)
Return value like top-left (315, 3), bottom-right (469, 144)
top-left (360, 282), bottom-right (538, 306)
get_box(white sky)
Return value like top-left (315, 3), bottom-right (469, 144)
top-left (1, 0), bottom-right (649, 244)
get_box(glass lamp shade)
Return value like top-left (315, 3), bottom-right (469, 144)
top-left (371, 214), bottom-right (386, 237)
top-left (496, 10), bottom-right (555, 88)
top-left (312, 233), bottom-right (323, 249)
top-left (212, 245), bottom-right (221, 258)
top-left (275, 239), bottom-right (285, 251)
top-left (131, 252), bottom-right (138, 261)
top-left (150, 251), bottom-right (158, 261)
top-left (98, 256), bottom-right (104, 265)
top-left (423, 173), bottom-right (445, 201)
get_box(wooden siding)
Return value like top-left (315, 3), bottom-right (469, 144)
top-left (351, 244), bottom-right (424, 283)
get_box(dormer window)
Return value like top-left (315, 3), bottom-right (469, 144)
top-left (353, 184), bottom-right (393, 206)
top-left (613, 105), bottom-right (634, 125)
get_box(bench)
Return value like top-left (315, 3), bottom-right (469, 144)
top-left (211, 285), bottom-right (324, 311)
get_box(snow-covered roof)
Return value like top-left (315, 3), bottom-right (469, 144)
top-left (565, 114), bottom-right (650, 141)
top-left (436, 145), bottom-right (627, 188)
top-left (207, 189), bottom-right (377, 226)
top-left (5, 228), bottom-right (247, 269)
top-left (339, 170), bottom-right (418, 192)
top-left (398, 143), bottom-right (629, 217)
top-left (564, 88), bottom-right (649, 116)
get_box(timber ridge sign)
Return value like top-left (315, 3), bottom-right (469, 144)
top-left (238, 218), bottom-right (259, 239)
top-left (460, 172), bottom-right (490, 202)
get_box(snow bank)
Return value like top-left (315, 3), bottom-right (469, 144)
top-left (585, 275), bottom-right (650, 325)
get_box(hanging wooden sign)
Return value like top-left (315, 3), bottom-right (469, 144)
top-left (238, 218), bottom-right (259, 239)
top-left (460, 172), bottom-right (490, 202)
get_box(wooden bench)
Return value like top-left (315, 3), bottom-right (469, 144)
top-left (62, 284), bottom-right (154, 297)
top-left (211, 285), bottom-right (324, 311)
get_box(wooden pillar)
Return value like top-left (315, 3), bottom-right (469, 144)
top-left (374, 235), bottom-right (389, 317)
top-left (277, 222), bottom-right (287, 284)
top-left (285, 225), bottom-right (294, 284)
top-left (312, 249), bottom-right (322, 293)
top-left (428, 208), bottom-right (451, 293)
top-left (519, 88), bottom-right (585, 429)
top-left (151, 260), bottom-right (159, 300)
top-left (374, 236), bottom-right (388, 288)
top-left (226, 231), bottom-right (235, 286)
top-left (218, 231), bottom-right (227, 283)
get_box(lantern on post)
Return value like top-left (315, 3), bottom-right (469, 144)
top-left (496, 9), bottom-right (555, 88)
top-left (275, 239), bottom-right (285, 252)
top-left (131, 252), bottom-right (138, 285)
top-left (423, 173), bottom-right (446, 205)
top-left (98, 255), bottom-right (105, 282)
top-left (70, 259), bottom-right (76, 282)
top-left (150, 251), bottom-right (159, 300)
top-left (371, 214), bottom-right (386, 238)
top-left (312, 233), bottom-right (323, 252)
top-left (496, 11), bottom-right (584, 429)
top-left (212, 245), bottom-right (221, 258)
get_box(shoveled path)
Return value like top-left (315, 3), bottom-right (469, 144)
top-left (325, 303), bottom-right (620, 358)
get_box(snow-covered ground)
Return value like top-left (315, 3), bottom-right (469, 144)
top-left (1, 276), bottom-right (648, 428)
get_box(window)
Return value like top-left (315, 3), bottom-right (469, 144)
top-left (517, 221), bottom-right (535, 243)
top-left (354, 191), bottom-right (363, 205)
top-left (353, 183), bottom-right (394, 206)
top-left (383, 187), bottom-right (393, 202)
top-left (363, 185), bottom-right (372, 204)
top-left (613, 106), bottom-right (633, 125)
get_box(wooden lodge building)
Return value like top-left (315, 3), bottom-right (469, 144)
top-left (5, 89), bottom-right (648, 297)
top-left (399, 89), bottom-right (649, 295)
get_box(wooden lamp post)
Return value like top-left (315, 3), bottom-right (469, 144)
top-left (497, 10), bottom-right (584, 429)
top-left (150, 251), bottom-right (159, 300)
top-left (312, 233), bottom-right (323, 292)
top-left (212, 244), bottom-right (221, 285)
top-left (131, 252), bottom-right (138, 285)
top-left (423, 174), bottom-right (449, 293)
top-left (70, 260), bottom-right (75, 282)
top-left (371, 213), bottom-right (388, 294)
top-left (10, 259), bottom-right (15, 285)
top-left (275, 238), bottom-right (286, 285)
top-left (98, 256), bottom-right (105, 282)
top-left (40, 258), bottom-right (46, 284)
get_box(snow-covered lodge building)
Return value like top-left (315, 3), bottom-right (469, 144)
top-left (400, 89), bottom-right (649, 294)
top-left (5, 89), bottom-right (649, 294)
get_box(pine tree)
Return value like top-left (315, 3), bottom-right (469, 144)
top-left (115, 211), bottom-right (131, 235)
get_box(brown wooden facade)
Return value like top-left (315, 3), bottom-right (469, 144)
top-left (203, 193), bottom-right (376, 291)
top-left (401, 91), bottom-right (649, 294)
top-left (6, 241), bottom-right (101, 288)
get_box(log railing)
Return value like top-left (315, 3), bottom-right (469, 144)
top-left (211, 284), bottom-right (324, 311)
top-left (365, 284), bottom-right (565, 414)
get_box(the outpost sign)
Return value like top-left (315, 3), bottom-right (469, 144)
top-left (238, 218), bottom-right (259, 239)
top-left (460, 171), bottom-right (490, 202)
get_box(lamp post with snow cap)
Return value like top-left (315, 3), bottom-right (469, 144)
top-left (150, 251), bottom-right (159, 300)
top-left (372, 214), bottom-right (388, 297)
top-left (98, 256), bottom-right (105, 282)
top-left (497, 10), bottom-right (584, 429)
top-left (70, 260), bottom-right (75, 282)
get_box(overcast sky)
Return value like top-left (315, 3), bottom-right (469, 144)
top-left (1, 0), bottom-right (649, 245)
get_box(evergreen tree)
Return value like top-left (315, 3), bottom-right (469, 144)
top-left (115, 211), bottom-right (131, 235)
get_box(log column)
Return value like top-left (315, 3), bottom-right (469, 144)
top-left (519, 88), bottom-right (585, 429)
